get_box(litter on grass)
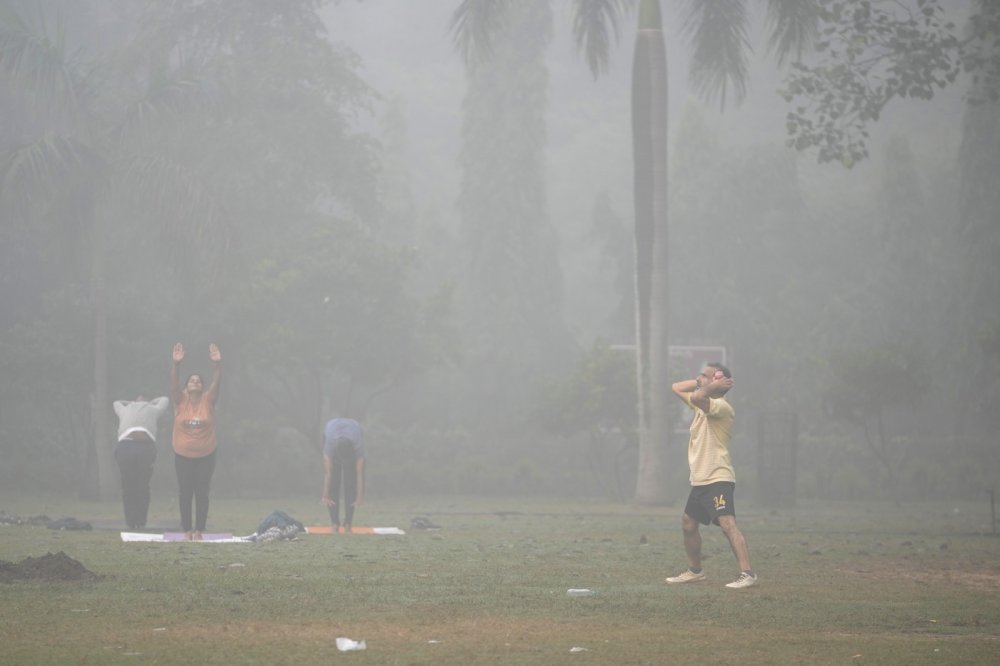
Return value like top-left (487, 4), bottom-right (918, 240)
top-left (336, 637), bottom-right (367, 652)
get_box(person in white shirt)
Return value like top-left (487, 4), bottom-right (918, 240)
top-left (113, 395), bottom-right (170, 529)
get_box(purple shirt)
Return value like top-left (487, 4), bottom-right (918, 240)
top-left (323, 418), bottom-right (365, 459)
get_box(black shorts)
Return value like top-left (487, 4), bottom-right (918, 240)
top-left (684, 481), bottom-right (736, 526)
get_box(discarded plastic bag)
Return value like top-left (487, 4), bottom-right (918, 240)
top-left (336, 637), bottom-right (367, 652)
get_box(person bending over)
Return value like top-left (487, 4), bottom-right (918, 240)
top-left (321, 417), bottom-right (365, 533)
top-left (113, 394), bottom-right (169, 529)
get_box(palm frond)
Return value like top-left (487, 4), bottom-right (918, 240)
top-left (112, 75), bottom-right (212, 147)
top-left (765, 0), bottom-right (819, 66)
top-left (114, 148), bottom-right (235, 276)
top-left (449, 0), bottom-right (517, 67)
top-left (571, 0), bottom-right (636, 79)
top-left (683, 0), bottom-right (751, 110)
top-left (1, 132), bottom-right (105, 222)
top-left (0, 2), bottom-right (83, 115)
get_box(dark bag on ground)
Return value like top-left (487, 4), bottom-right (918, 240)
top-left (47, 517), bottom-right (93, 530)
top-left (255, 510), bottom-right (304, 535)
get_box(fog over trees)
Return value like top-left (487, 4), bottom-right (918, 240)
top-left (1, 0), bottom-right (997, 507)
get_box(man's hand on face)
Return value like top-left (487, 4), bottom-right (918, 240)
top-left (706, 376), bottom-right (734, 396)
top-left (692, 368), bottom-right (733, 399)
top-left (698, 371), bottom-right (732, 397)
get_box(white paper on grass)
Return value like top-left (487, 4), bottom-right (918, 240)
top-left (372, 527), bottom-right (406, 535)
top-left (336, 637), bottom-right (367, 651)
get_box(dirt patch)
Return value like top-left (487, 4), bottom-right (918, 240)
top-left (0, 512), bottom-right (52, 526)
top-left (0, 512), bottom-right (92, 530)
top-left (142, 615), bottom-right (650, 651)
top-left (0, 551), bottom-right (103, 583)
top-left (838, 560), bottom-right (1000, 592)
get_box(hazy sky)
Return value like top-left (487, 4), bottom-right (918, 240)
top-left (322, 1), bottom-right (970, 344)
top-left (324, 1), bottom-right (968, 186)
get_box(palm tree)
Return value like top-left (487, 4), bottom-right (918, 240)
top-left (451, 0), bottom-right (571, 433)
top-left (0, 3), bottom-right (217, 499)
top-left (3, 0), bottom-right (384, 499)
top-left (630, 0), bottom-right (669, 504)
top-left (452, 0), bottom-right (817, 504)
top-left (1, 3), bottom-right (113, 498)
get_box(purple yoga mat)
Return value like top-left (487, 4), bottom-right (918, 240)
top-left (163, 532), bottom-right (233, 541)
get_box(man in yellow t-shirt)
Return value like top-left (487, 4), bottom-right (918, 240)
top-left (664, 363), bottom-right (757, 589)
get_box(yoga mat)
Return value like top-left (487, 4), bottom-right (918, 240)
top-left (304, 526), bottom-right (405, 535)
top-left (164, 532), bottom-right (235, 541)
top-left (121, 532), bottom-right (251, 543)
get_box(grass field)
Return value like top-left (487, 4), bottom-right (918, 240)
top-left (1, 495), bottom-right (998, 664)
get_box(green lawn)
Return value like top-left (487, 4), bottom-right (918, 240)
top-left (1, 495), bottom-right (997, 664)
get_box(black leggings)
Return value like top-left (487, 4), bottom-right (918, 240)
top-left (327, 443), bottom-right (357, 526)
top-left (174, 450), bottom-right (216, 532)
top-left (115, 439), bottom-right (156, 529)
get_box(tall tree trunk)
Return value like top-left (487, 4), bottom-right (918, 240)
top-left (91, 208), bottom-right (114, 501)
top-left (632, 0), bottom-right (670, 505)
top-left (457, 2), bottom-right (561, 428)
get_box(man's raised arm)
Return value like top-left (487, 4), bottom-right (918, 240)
top-left (672, 379), bottom-right (698, 401)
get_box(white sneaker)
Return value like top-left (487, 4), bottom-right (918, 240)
top-left (665, 569), bottom-right (706, 584)
top-left (725, 572), bottom-right (758, 589)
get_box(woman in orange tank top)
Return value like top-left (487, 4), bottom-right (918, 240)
top-left (170, 342), bottom-right (222, 541)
